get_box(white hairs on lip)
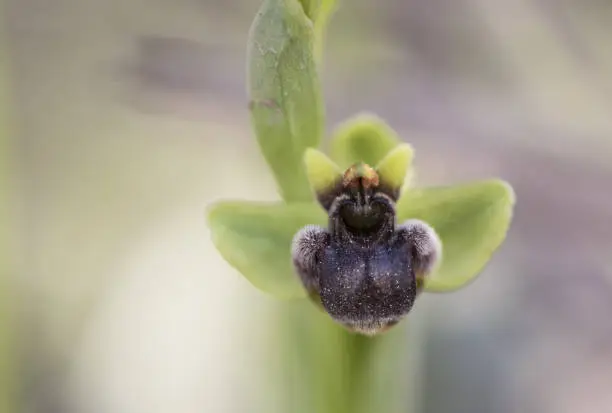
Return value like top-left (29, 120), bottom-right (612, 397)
top-left (399, 219), bottom-right (442, 275)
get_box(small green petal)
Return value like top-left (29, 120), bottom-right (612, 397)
top-left (375, 143), bottom-right (414, 193)
top-left (329, 113), bottom-right (401, 168)
top-left (397, 179), bottom-right (515, 292)
top-left (304, 148), bottom-right (342, 195)
top-left (207, 201), bottom-right (326, 299)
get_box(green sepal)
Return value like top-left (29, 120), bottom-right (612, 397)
top-left (207, 200), bottom-right (326, 299)
top-left (397, 179), bottom-right (515, 292)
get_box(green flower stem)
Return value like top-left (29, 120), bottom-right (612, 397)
top-left (296, 0), bottom-right (338, 65)
top-left (278, 302), bottom-right (406, 413)
top-left (312, 1), bottom-right (337, 65)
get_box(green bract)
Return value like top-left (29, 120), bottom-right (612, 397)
top-left (209, 0), bottom-right (516, 301)
top-left (247, 0), bottom-right (324, 202)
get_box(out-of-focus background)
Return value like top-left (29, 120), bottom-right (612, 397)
top-left (4, 0), bottom-right (612, 412)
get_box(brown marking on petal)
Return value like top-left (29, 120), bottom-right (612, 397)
top-left (342, 163), bottom-right (379, 189)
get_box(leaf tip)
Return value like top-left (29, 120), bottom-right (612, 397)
top-left (486, 178), bottom-right (517, 219)
top-left (498, 179), bottom-right (517, 206)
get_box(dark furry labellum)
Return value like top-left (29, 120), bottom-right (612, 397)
top-left (292, 162), bottom-right (441, 335)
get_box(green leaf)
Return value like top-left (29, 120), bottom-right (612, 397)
top-left (207, 200), bottom-right (326, 299)
top-left (397, 179), bottom-right (516, 292)
top-left (247, 0), bottom-right (325, 203)
top-left (329, 113), bottom-right (403, 168)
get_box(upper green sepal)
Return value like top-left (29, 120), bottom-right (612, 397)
top-left (329, 113), bottom-right (402, 168)
top-left (397, 179), bottom-right (515, 292)
top-left (375, 143), bottom-right (414, 196)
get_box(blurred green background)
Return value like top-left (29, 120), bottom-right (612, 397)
top-left (4, 0), bottom-right (612, 412)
